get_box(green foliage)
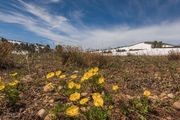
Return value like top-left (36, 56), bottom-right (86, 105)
top-left (50, 104), bottom-right (68, 115)
top-left (4, 86), bottom-right (19, 105)
top-left (104, 92), bottom-right (114, 105)
top-left (120, 97), bottom-right (154, 119)
top-left (90, 75), bottom-right (104, 93)
top-left (84, 107), bottom-right (108, 120)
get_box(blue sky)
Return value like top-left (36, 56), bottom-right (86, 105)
top-left (0, 0), bottom-right (180, 49)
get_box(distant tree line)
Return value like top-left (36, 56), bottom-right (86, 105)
top-left (151, 41), bottom-right (163, 48)
top-left (0, 37), bottom-right (51, 53)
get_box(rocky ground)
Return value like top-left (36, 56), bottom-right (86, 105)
top-left (0, 54), bottom-right (179, 120)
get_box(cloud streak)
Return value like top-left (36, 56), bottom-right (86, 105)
top-left (0, 0), bottom-right (180, 49)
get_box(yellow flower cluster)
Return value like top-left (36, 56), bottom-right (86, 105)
top-left (9, 80), bottom-right (19, 86)
top-left (81, 67), bottom-right (99, 82)
top-left (68, 81), bottom-right (81, 89)
top-left (46, 70), bottom-right (64, 79)
top-left (92, 93), bottom-right (104, 107)
top-left (65, 105), bottom-right (79, 117)
top-left (143, 90), bottom-right (151, 97)
top-left (69, 92), bottom-right (80, 101)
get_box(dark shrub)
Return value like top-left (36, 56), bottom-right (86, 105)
top-left (167, 50), bottom-right (180, 60)
top-left (60, 46), bottom-right (109, 68)
top-left (0, 41), bottom-right (14, 68)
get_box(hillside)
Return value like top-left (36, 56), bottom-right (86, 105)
top-left (94, 41), bottom-right (180, 56)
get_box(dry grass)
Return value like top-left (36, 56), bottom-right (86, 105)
top-left (60, 46), bottom-right (110, 68)
top-left (167, 50), bottom-right (180, 61)
top-left (0, 41), bottom-right (14, 69)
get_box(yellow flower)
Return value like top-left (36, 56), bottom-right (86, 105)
top-left (75, 83), bottom-right (81, 89)
top-left (92, 93), bottom-right (101, 99)
top-left (9, 80), bottom-right (19, 86)
top-left (0, 82), bottom-right (5, 91)
top-left (46, 72), bottom-right (55, 79)
top-left (143, 90), bottom-right (151, 97)
top-left (93, 67), bottom-right (99, 73)
top-left (108, 105), bottom-right (113, 109)
top-left (94, 98), bottom-right (104, 107)
top-left (70, 74), bottom-right (77, 79)
top-left (98, 76), bottom-right (104, 84)
top-left (65, 105), bottom-right (79, 117)
top-left (55, 70), bottom-right (62, 76)
top-left (69, 92), bottom-right (80, 101)
top-left (80, 98), bottom-right (89, 105)
top-left (68, 81), bottom-right (75, 89)
top-left (60, 74), bottom-right (66, 79)
top-left (92, 93), bottom-right (104, 107)
top-left (10, 72), bottom-right (18, 77)
top-left (112, 85), bottom-right (119, 91)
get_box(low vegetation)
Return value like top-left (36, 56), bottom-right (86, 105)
top-left (0, 41), bottom-right (179, 120)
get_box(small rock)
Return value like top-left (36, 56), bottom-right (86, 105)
top-left (167, 93), bottom-right (174, 99)
top-left (44, 113), bottom-right (56, 120)
top-left (49, 99), bottom-right (54, 104)
top-left (80, 107), bottom-right (87, 112)
top-left (37, 109), bottom-right (47, 118)
top-left (58, 86), bottom-right (63, 90)
top-left (21, 75), bottom-right (33, 83)
top-left (43, 84), bottom-right (54, 92)
top-left (149, 95), bottom-right (158, 100)
top-left (73, 70), bottom-right (79, 74)
top-left (126, 94), bottom-right (134, 100)
top-left (53, 93), bottom-right (59, 96)
top-left (172, 101), bottom-right (180, 110)
top-left (81, 92), bottom-right (88, 96)
top-left (160, 92), bottom-right (166, 98)
top-left (166, 116), bottom-right (172, 120)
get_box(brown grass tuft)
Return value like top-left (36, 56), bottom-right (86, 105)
top-left (60, 46), bottom-right (109, 68)
top-left (0, 41), bottom-right (14, 69)
top-left (167, 50), bottom-right (180, 61)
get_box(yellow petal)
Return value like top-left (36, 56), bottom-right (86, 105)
top-left (69, 92), bottom-right (80, 101)
top-left (55, 70), bottom-right (62, 76)
top-left (66, 105), bottom-right (79, 117)
top-left (80, 98), bottom-right (89, 105)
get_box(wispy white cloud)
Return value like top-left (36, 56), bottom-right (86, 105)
top-left (44, 0), bottom-right (62, 4)
top-left (0, 0), bottom-right (180, 49)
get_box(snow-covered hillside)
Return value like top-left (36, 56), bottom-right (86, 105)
top-left (113, 48), bottom-right (180, 56)
top-left (93, 42), bottom-right (180, 56)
